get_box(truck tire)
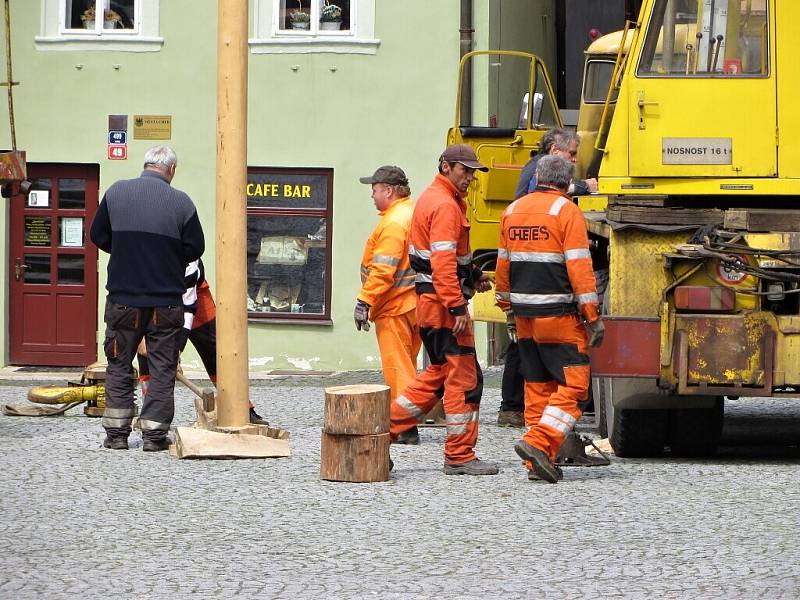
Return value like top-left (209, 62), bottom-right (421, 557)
top-left (599, 377), bottom-right (668, 457)
top-left (667, 397), bottom-right (724, 457)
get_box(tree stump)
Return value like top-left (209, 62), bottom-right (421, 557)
top-left (320, 384), bottom-right (391, 482)
top-left (323, 384), bottom-right (390, 435)
top-left (320, 432), bottom-right (390, 482)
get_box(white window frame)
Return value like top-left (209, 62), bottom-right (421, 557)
top-left (251, 0), bottom-right (379, 55)
top-left (36, 0), bottom-right (163, 52)
top-left (59, 0), bottom-right (141, 36)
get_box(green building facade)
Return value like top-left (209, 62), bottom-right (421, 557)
top-left (0, 1), bottom-right (562, 372)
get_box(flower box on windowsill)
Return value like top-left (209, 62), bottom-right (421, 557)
top-left (319, 21), bottom-right (341, 30)
top-left (291, 22), bottom-right (310, 30)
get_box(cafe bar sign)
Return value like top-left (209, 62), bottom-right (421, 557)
top-left (246, 167), bottom-right (330, 210)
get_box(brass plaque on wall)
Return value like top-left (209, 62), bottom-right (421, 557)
top-left (133, 115), bottom-right (172, 140)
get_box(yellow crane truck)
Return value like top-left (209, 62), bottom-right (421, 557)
top-left (452, 0), bottom-right (795, 458)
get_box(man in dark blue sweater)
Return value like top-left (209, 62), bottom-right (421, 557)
top-left (91, 146), bottom-right (205, 452)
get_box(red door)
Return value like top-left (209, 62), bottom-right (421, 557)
top-left (9, 164), bottom-right (100, 366)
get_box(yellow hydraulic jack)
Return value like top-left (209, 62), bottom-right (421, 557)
top-left (1, 362), bottom-right (133, 417)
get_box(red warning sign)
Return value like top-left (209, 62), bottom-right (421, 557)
top-left (108, 144), bottom-right (127, 160)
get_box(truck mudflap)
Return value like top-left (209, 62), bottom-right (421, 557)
top-left (671, 314), bottom-right (775, 397)
top-left (589, 317), bottom-right (660, 377)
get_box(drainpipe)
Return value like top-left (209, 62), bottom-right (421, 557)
top-left (459, 0), bottom-right (473, 127)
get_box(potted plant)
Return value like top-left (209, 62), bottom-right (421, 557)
top-left (319, 1), bottom-right (342, 30)
top-left (80, 6), bottom-right (96, 29)
top-left (103, 8), bottom-right (122, 29)
top-left (289, 1), bottom-right (311, 30)
top-left (81, 6), bottom-right (122, 29)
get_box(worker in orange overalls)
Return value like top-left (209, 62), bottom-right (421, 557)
top-left (495, 155), bottom-right (604, 483)
top-left (390, 144), bottom-right (498, 476)
top-left (354, 165), bottom-right (421, 444)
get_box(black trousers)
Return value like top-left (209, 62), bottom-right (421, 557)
top-left (138, 318), bottom-right (217, 381)
top-left (500, 342), bottom-right (524, 412)
top-left (101, 301), bottom-right (183, 440)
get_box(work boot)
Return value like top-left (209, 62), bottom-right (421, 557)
top-left (103, 436), bottom-right (128, 450)
top-left (496, 410), bottom-right (524, 428)
top-left (555, 432), bottom-right (611, 467)
top-left (392, 426), bottom-right (420, 445)
top-left (249, 407), bottom-right (269, 426)
top-left (514, 439), bottom-right (559, 484)
top-left (443, 458), bottom-right (500, 476)
top-left (142, 437), bottom-right (170, 452)
top-left (528, 465), bottom-right (563, 481)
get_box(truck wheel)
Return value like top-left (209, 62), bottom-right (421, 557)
top-left (601, 378), bottom-right (668, 457)
top-left (667, 397), bottom-right (724, 457)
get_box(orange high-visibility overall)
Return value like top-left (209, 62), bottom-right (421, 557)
top-left (357, 196), bottom-right (420, 401)
top-left (495, 188), bottom-right (599, 461)
top-left (390, 174), bottom-right (484, 465)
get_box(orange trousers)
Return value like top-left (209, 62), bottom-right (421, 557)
top-left (516, 313), bottom-right (590, 461)
top-left (390, 293), bottom-right (483, 464)
top-left (374, 309), bottom-right (421, 402)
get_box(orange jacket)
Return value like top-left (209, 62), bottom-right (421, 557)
top-left (495, 188), bottom-right (598, 322)
top-left (409, 174), bottom-right (481, 316)
top-left (357, 196), bottom-right (416, 319)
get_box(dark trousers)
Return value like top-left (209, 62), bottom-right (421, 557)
top-left (101, 301), bottom-right (183, 441)
top-left (500, 342), bottom-right (524, 412)
top-left (138, 319), bottom-right (217, 381)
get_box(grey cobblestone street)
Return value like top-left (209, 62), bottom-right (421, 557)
top-left (1, 369), bottom-right (799, 599)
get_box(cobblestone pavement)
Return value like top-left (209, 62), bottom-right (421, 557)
top-left (1, 372), bottom-right (800, 599)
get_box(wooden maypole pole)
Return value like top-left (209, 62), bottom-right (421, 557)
top-left (215, 0), bottom-right (250, 429)
top-left (172, 0), bottom-right (289, 458)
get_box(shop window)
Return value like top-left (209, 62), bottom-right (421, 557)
top-left (36, 0), bottom-right (163, 51)
top-left (251, 0), bottom-right (378, 54)
top-left (246, 167), bottom-right (332, 323)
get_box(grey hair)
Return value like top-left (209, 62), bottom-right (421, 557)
top-left (536, 155), bottom-right (573, 191)
top-left (539, 127), bottom-right (580, 154)
top-left (143, 146), bottom-right (177, 169)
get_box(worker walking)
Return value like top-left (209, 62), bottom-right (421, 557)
top-left (495, 155), bottom-right (604, 483)
top-left (90, 145), bottom-right (204, 452)
top-left (390, 144), bottom-right (498, 476)
top-left (499, 127), bottom-right (598, 427)
top-left (354, 166), bottom-right (421, 443)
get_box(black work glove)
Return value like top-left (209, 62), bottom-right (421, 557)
top-left (354, 301), bottom-right (370, 332)
top-left (506, 312), bottom-right (518, 344)
top-left (177, 327), bottom-right (191, 352)
top-left (586, 319), bottom-right (605, 348)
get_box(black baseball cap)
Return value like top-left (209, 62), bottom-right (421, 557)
top-left (359, 165), bottom-right (409, 186)
top-left (439, 144), bottom-right (488, 171)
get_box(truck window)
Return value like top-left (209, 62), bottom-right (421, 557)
top-left (637, 0), bottom-right (768, 77)
top-left (465, 53), bottom-right (559, 130)
top-left (582, 60), bottom-right (619, 103)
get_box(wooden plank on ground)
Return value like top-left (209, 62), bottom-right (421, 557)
top-left (607, 206), bottom-right (724, 225)
top-left (174, 426), bottom-right (290, 459)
